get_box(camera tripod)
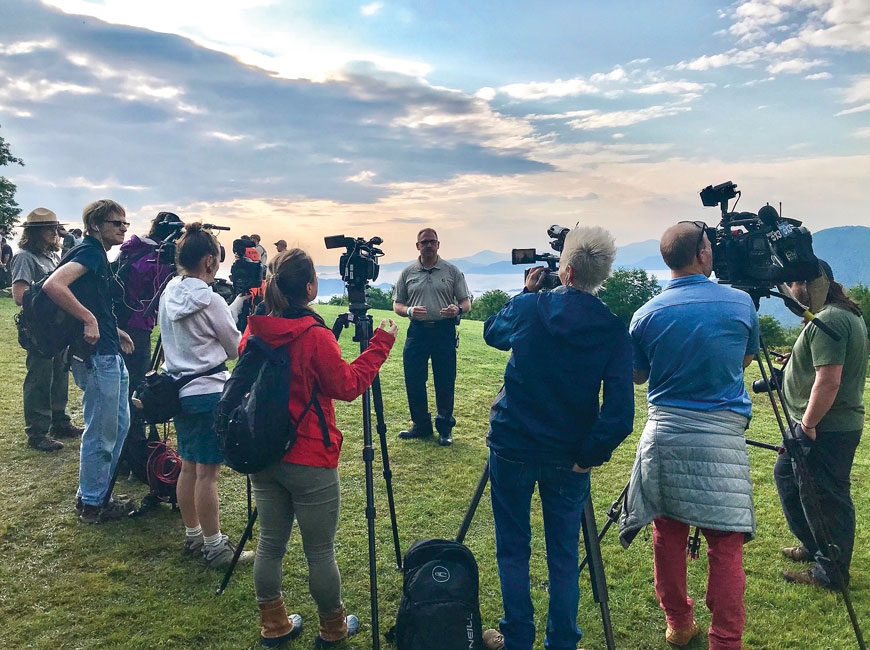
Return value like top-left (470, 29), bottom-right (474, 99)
top-left (329, 290), bottom-right (403, 650)
top-left (456, 461), bottom-right (618, 650)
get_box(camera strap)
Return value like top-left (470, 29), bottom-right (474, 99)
top-left (175, 362), bottom-right (228, 389)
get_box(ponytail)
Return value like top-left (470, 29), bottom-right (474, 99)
top-left (265, 249), bottom-right (316, 316)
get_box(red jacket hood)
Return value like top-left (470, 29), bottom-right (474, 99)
top-left (241, 314), bottom-right (325, 353)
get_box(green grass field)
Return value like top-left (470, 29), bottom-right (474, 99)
top-left (0, 296), bottom-right (867, 649)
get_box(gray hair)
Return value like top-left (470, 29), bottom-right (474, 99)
top-left (560, 226), bottom-right (616, 293)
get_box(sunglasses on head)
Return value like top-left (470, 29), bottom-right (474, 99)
top-left (679, 220), bottom-right (708, 252)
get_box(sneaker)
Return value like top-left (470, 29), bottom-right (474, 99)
top-left (183, 534), bottom-right (204, 557)
top-left (666, 619), bottom-right (700, 648)
top-left (202, 534), bottom-right (255, 568)
top-left (483, 629), bottom-right (504, 650)
top-left (78, 500), bottom-right (135, 524)
top-left (50, 423), bottom-right (84, 438)
top-left (781, 546), bottom-right (812, 562)
top-left (398, 423), bottom-right (434, 440)
top-left (27, 436), bottom-right (64, 452)
top-left (75, 494), bottom-right (133, 515)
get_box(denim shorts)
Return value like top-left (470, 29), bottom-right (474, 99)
top-left (174, 392), bottom-right (223, 465)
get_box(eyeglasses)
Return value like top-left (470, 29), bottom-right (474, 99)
top-left (679, 220), bottom-right (707, 253)
top-left (418, 239), bottom-right (438, 246)
top-left (104, 220), bottom-right (130, 228)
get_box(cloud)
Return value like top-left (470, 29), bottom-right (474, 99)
top-left (564, 105), bottom-right (693, 131)
top-left (675, 1), bottom-right (870, 77)
top-left (499, 77), bottom-right (602, 101)
top-left (0, 39), bottom-right (57, 55)
top-left (633, 81), bottom-right (709, 95)
top-left (674, 48), bottom-right (762, 71)
top-left (805, 71), bottom-right (832, 80)
top-left (836, 103), bottom-right (870, 116)
top-left (207, 132), bottom-right (248, 142)
top-left (840, 75), bottom-right (870, 104)
top-left (766, 58), bottom-right (825, 74)
top-left (853, 127), bottom-right (870, 138)
top-left (360, 2), bottom-right (383, 16)
top-left (347, 170), bottom-right (377, 183)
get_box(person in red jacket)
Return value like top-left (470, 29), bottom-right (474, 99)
top-left (242, 248), bottom-right (397, 648)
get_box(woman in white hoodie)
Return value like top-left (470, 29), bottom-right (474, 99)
top-left (158, 222), bottom-right (250, 568)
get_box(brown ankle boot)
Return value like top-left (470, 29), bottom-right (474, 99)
top-left (258, 596), bottom-right (303, 647)
top-left (315, 604), bottom-right (360, 647)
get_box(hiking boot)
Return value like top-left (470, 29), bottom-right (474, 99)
top-left (78, 500), bottom-right (135, 524)
top-left (483, 629), bottom-right (504, 650)
top-left (50, 422), bottom-right (84, 438)
top-left (28, 436), bottom-right (64, 452)
top-left (258, 596), bottom-right (303, 647)
top-left (438, 432), bottom-right (453, 446)
top-left (666, 619), bottom-right (700, 648)
top-left (398, 422), bottom-right (433, 440)
top-left (315, 605), bottom-right (360, 648)
top-left (783, 569), bottom-right (838, 590)
top-left (782, 546), bottom-right (812, 562)
top-left (183, 534), bottom-right (205, 557)
top-left (202, 534), bottom-right (254, 568)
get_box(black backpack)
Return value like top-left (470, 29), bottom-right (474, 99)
top-left (216, 329), bottom-right (329, 475)
top-left (387, 539), bottom-right (483, 650)
top-left (15, 248), bottom-right (83, 358)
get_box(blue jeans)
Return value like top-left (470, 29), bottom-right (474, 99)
top-left (489, 450), bottom-right (590, 650)
top-left (72, 354), bottom-right (130, 506)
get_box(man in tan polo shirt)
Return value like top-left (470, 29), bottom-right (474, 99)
top-left (393, 228), bottom-right (471, 446)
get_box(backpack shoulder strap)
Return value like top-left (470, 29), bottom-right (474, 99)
top-left (284, 321), bottom-right (332, 448)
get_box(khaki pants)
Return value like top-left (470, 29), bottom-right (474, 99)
top-left (23, 347), bottom-right (71, 440)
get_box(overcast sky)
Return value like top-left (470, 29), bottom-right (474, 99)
top-left (1, 0), bottom-right (868, 262)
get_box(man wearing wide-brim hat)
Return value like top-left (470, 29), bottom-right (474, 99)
top-left (11, 208), bottom-right (84, 452)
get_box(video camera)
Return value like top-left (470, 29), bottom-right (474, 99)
top-left (230, 235), bottom-right (265, 295)
top-left (511, 225), bottom-right (570, 291)
top-left (700, 181), bottom-right (819, 288)
top-left (152, 220), bottom-right (229, 268)
top-left (324, 234), bottom-right (383, 287)
top-left (324, 234), bottom-right (384, 308)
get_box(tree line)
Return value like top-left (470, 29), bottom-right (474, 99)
top-left (325, 273), bottom-right (870, 347)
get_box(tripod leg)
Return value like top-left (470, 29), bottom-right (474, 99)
top-left (360, 385), bottom-right (381, 650)
top-left (579, 481), bottom-right (628, 573)
top-left (216, 506), bottom-right (258, 595)
top-left (100, 425), bottom-right (135, 512)
top-left (371, 373), bottom-right (403, 569)
top-left (582, 498), bottom-right (617, 650)
top-left (456, 462), bottom-right (490, 544)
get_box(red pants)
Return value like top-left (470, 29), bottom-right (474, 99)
top-left (653, 517), bottom-right (746, 650)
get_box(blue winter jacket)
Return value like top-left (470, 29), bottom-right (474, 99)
top-left (484, 286), bottom-right (634, 468)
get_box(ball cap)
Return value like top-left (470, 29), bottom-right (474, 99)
top-left (818, 259), bottom-right (834, 282)
top-left (23, 207), bottom-right (65, 227)
top-left (274, 239), bottom-right (287, 247)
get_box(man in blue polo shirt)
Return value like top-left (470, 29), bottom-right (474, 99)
top-left (619, 220), bottom-right (759, 650)
top-left (45, 199), bottom-right (136, 524)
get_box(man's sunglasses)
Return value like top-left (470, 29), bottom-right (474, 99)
top-left (104, 220), bottom-right (130, 228)
top-left (679, 220), bottom-right (708, 252)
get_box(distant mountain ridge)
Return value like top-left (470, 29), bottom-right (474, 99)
top-left (314, 226), bottom-right (869, 320)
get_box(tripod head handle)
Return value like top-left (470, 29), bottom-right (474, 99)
top-left (769, 290), bottom-right (841, 342)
